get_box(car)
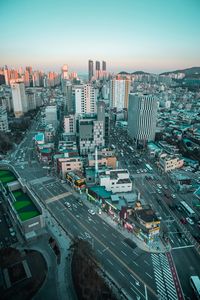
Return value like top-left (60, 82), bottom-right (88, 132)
top-left (78, 200), bottom-right (83, 206)
top-left (88, 209), bottom-right (95, 215)
top-left (171, 194), bottom-right (176, 199)
top-left (186, 217), bottom-right (194, 225)
top-left (176, 205), bottom-right (182, 211)
top-left (64, 202), bottom-right (71, 208)
top-left (163, 185), bottom-right (168, 190)
top-left (84, 232), bottom-right (91, 239)
top-left (88, 217), bottom-right (92, 222)
top-left (72, 204), bottom-right (77, 209)
top-left (180, 218), bottom-right (187, 224)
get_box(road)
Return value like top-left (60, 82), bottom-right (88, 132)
top-left (2, 116), bottom-right (199, 299)
top-left (110, 123), bottom-right (200, 299)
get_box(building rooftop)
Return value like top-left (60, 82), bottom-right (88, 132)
top-left (135, 208), bottom-right (159, 223)
top-left (35, 132), bottom-right (44, 142)
top-left (12, 189), bottom-right (40, 222)
top-left (88, 186), bottom-right (112, 199)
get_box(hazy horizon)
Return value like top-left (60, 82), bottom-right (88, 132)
top-left (1, 0), bottom-right (200, 73)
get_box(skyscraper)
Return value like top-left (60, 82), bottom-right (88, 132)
top-left (96, 61), bottom-right (100, 71)
top-left (61, 64), bottom-right (69, 80)
top-left (128, 93), bottom-right (157, 148)
top-left (102, 61), bottom-right (106, 71)
top-left (110, 78), bottom-right (131, 110)
top-left (88, 60), bottom-right (94, 81)
top-left (10, 79), bottom-right (28, 118)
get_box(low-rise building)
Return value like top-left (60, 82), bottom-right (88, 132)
top-left (63, 114), bottom-right (76, 134)
top-left (159, 154), bottom-right (184, 172)
top-left (0, 167), bottom-right (44, 240)
top-left (45, 124), bottom-right (55, 142)
top-left (87, 152), bottom-right (117, 169)
top-left (54, 154), bottom-right (83, 179)
top-left (66, 171), bottom-right (86, 192)
top-left (99, 169), bottom-right (132, 193)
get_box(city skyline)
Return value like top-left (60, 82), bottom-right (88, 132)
top-left (1, 0), bottom-right (200, 73)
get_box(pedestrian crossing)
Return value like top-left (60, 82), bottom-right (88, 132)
top-left (151, 253), bottom-right (178, 300)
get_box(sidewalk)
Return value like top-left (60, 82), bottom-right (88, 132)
top-left (62, 183), bottom-right (167, 253)
top-left (44, 211), bottom-right (77, 300)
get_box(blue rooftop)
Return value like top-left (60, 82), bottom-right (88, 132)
top-left (88, 186), bottom-right (112, 199)
top-left (35, 132), bottom-right (44, 142)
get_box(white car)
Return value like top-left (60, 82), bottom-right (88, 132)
top-left (88, 209), bottom-right (95, 215)
top-left (84, 232), bottom-right (91, 239)
top-left (171, 194), bottom-right (176, 199)
top-left (186, 217), bottom-right (194, 225)
top-left (64, 202), bottom-right (71, 208)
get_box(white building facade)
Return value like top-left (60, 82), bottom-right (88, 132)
top-left (64, 114), bottom-right (76, 134)
top-left (10, 79), bottom-right (28, 118)
top-left (110, 78), bottom-right (130, 110)
top-left (99, 169), bottom-right (132, 193)
top-left (73, 84), bottom-right (97, 115)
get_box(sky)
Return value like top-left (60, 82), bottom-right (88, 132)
top-left (0, 0), bottom-right (200, 73)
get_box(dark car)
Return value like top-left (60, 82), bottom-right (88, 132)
top-left (180, 218), bottom-right (187, 224)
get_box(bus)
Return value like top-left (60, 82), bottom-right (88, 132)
top-left (145, 164), bottom-right (153, 172)
top-left (180, 201), bottom-right (195, 218)
top-left (190, 276), bottom-right (200, 299)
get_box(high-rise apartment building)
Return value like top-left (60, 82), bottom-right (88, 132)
top-left (10, 79), bottom-right (28, 118)
top-left (95, 61), bottom-right (100, 79)
top-left (102, 61), bottom-right (106, 71)
top-left (96, 61), bottom-right (100, 71)
top-left (0, 106), bottom-right (9, 132)
top-left (77, 101), bottom-right (106, 155)
top-left (110, 78), bottom-right (131, 110)
top-left (62, 80), bottom-right (72, 113)
top-left (61, 64), bottom-right (69, 80)
top-left (128, 93), bottom-right (157, 147)
top-left (4, 65), bottom-right (10, 85)
top-left (88, 60), bottom-right (94, 81)
top-left (73, 84), bottom-right (97, 115)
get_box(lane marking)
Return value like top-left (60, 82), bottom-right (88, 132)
top-left (121, 250), bottom-right (127, 256)
top-left (118, 270), bottom-right (125, 277)
top-left (50, 204), bottom-right (157, 298)
top-left (107, 259), bottom-right (113, 266)
top-left (144, 260), bottom-right (150, 266)
top-left (145, 272), bottom-right (153, 279)
top-left (133, 261), bottom-right (139, 266)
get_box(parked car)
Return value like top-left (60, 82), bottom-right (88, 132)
top-left (180, 218), bottom-right (187, 224)
top-left (64, 202), bottom-right (71, 208)
top-left (88, 209), bottom-right (95, 215)
top-left (186, 217), bottom-right (194, 225)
